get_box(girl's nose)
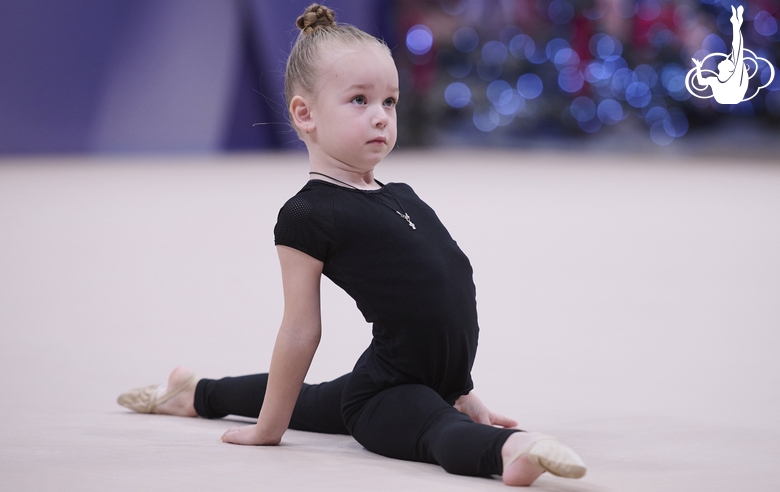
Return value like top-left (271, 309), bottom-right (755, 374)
top-left (372, 106), bottom-right (389, 128)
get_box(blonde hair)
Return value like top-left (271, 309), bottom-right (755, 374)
top-left (284, 4), bottom-right (391, 118)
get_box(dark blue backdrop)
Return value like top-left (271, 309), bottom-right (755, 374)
top-left (0, 0), bottom-right (395, 154)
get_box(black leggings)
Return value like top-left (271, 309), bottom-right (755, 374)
top-left (194, 359), bottom-right (519, 477)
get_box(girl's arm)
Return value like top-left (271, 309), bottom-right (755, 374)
top-left (221, 245), bottom-right (324, 445)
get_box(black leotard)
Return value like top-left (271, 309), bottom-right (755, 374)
top-left (274, 179), bottom-right (478, 404)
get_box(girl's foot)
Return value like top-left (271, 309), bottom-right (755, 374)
top-left (117, 366), bottom-right (198, 416)
top-left (501, 432), bottom-right (547, 486)
top-left (155, 366), bottom-right (198, 417)
top-left (501, 431), bottom-right (586, 486)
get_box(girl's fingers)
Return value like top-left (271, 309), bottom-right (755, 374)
top-left (490, 412), bottom-right (519, 428)
top-left (221, 427), bottom-right (239, 443)
top-left (222, 426), bottom-right (254, 445)
top-left (475, 410), bottom-right (492, 425)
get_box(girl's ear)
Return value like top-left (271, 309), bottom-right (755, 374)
top-left (290, 95), bottom-right (314, 134)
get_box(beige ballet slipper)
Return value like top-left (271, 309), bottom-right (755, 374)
top-left (117, 374), bottom-right (196, 414)
top-left (505, 437), bottom-right (587, 479)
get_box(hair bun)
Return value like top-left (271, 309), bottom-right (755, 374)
top-left (296, 4), bottom-right (336, 34)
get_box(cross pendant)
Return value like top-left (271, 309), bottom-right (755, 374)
top-left (398, 212), bottom-right (416, 230)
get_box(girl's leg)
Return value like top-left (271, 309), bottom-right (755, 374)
top-left (341, 366), bottom-right (518, 477)
top-left (195, 372), bottom-right (351, 435)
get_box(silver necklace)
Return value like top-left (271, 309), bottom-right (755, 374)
top-left (309, 171), bottom-right (416, 230)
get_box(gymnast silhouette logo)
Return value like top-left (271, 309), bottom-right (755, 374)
top-left (686, 5), bottom-right (775, 104)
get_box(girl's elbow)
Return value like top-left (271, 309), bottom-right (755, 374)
top-left (279, 319), bottom-right (322, 345)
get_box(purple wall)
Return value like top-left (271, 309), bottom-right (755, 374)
top-left (0, 0), bottom-right (394, 154)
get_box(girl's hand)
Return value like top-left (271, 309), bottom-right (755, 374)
top-left (221, 424), bottom-right (281, 446)
top-left (453, 392), bottom-right (518, 428)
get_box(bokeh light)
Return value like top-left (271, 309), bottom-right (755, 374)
top-left (703, 33), bottom-right (727, 55)
top-left (754, 12), bottom-right (778, 37)
top-left (650, 121), bottom-right (674, 145)
top-left (406, 25), bottom-right (433, 56)
top-left (398, 0), bottom-right (780, 147)
top-left (444, 82), bottom-right (472, 108)
top-left (591, 33), bottom-right (623, 59)
top-left (548, 0), bottom-right (575, 25)
top-left (626, 82), bottom-right (652, 108)
top-left (570, 97), bottom-right (596, 122)
top-left (473, 108), bottom-right (500, 132)
top-left (597, 99), bottom-right (623, 125)
top-left (482, 41), bottom-right (508, 65)
top-left (452, 27), bottom-right (479, 53)
top-left (558, 67), bottom-right (584, 93)
top-left (517, 73), bottom-right (543, 99)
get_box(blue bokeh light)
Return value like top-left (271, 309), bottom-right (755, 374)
top-left (558, 67), bottom-right (584, 93)
top-left (626, 82), bottom-right (652, 108)
top-left (473, 108), bottom-right (500, 132)
top-left (650, 121), bottom-right (674, 145)
top-left (487, 80), bottom-right (513, 105)
top-left (703, 33), bottom-right (727, 56)
top-left (553, 48), bottom-right (580, 70)
top-left (661, 63), bottom-right (689, 101)
top-left (548, 0), bottom-right (575, 25)
top-left (762, 65), bottom-right (779, 90)
top-left (546, 38), bottom-right (571, 61)
top-left (585, 61), bottom-right (610, 84)
top-left (482, 41), bottom-right (508, 65)
top-left (729, 100), bottom-right (754, 115)
top-left (500, 25), bottom-right (523, 44)
top-left (444, 82), bottom-right (472, 108)
top-left (644, 106), bottom-right (669, 125)
top-left (517, 73), bottom-right (543, 99)
top-left (406, 25), bottom-right (433, 56)
top-left (650, 26), bottom-right (675, 48)
top-left (432, 1), bottom-right (777, 142)
top-left (452, 27), bottom-right (479, 53)
top-left (570, 96), bottom-right (596, 122)
top-left (664, 107), bottom-right (689, 138)
top-left (578, 117), bottom-right (602, 133)
top-left (611, 68), bottom-right (637, 99)
top-left (634, 64), bottom-right (658, 88)
top-left (755, 11), bottom-right (778, 37)
top-left (496, 90), bottom-right (525, 115)
top-left (591, 34), bottom-right (623, 59)
top-left (527, 45), bottom-right (548, 64)
top-left (509, 34), bottom-right (533, 60)
top-left (603, 55), bottom-right (628, 75)
top-left (597, 99), bottom-right (623, 124)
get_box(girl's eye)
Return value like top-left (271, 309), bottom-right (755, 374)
top-left (352, 96), bottom-right (366, 105)
top-left (384, 97), bottom-right (397, 107)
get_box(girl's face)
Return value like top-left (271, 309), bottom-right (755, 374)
top-left (305, 44), bottom-right (399, 171)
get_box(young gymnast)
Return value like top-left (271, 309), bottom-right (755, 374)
top-left (118, 4), bottom-right (586, 486)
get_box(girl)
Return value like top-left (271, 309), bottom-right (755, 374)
top-left (118, 4), bottom-right (586, 486)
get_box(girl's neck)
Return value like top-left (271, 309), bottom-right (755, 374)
top-left (308, 165), bottom-right (381, 190)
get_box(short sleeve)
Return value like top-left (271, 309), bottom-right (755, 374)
top-left (273, 188), bottom-right (336, 261)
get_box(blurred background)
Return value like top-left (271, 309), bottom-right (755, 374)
top-left (1, 0), bottom-right (778, 155)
